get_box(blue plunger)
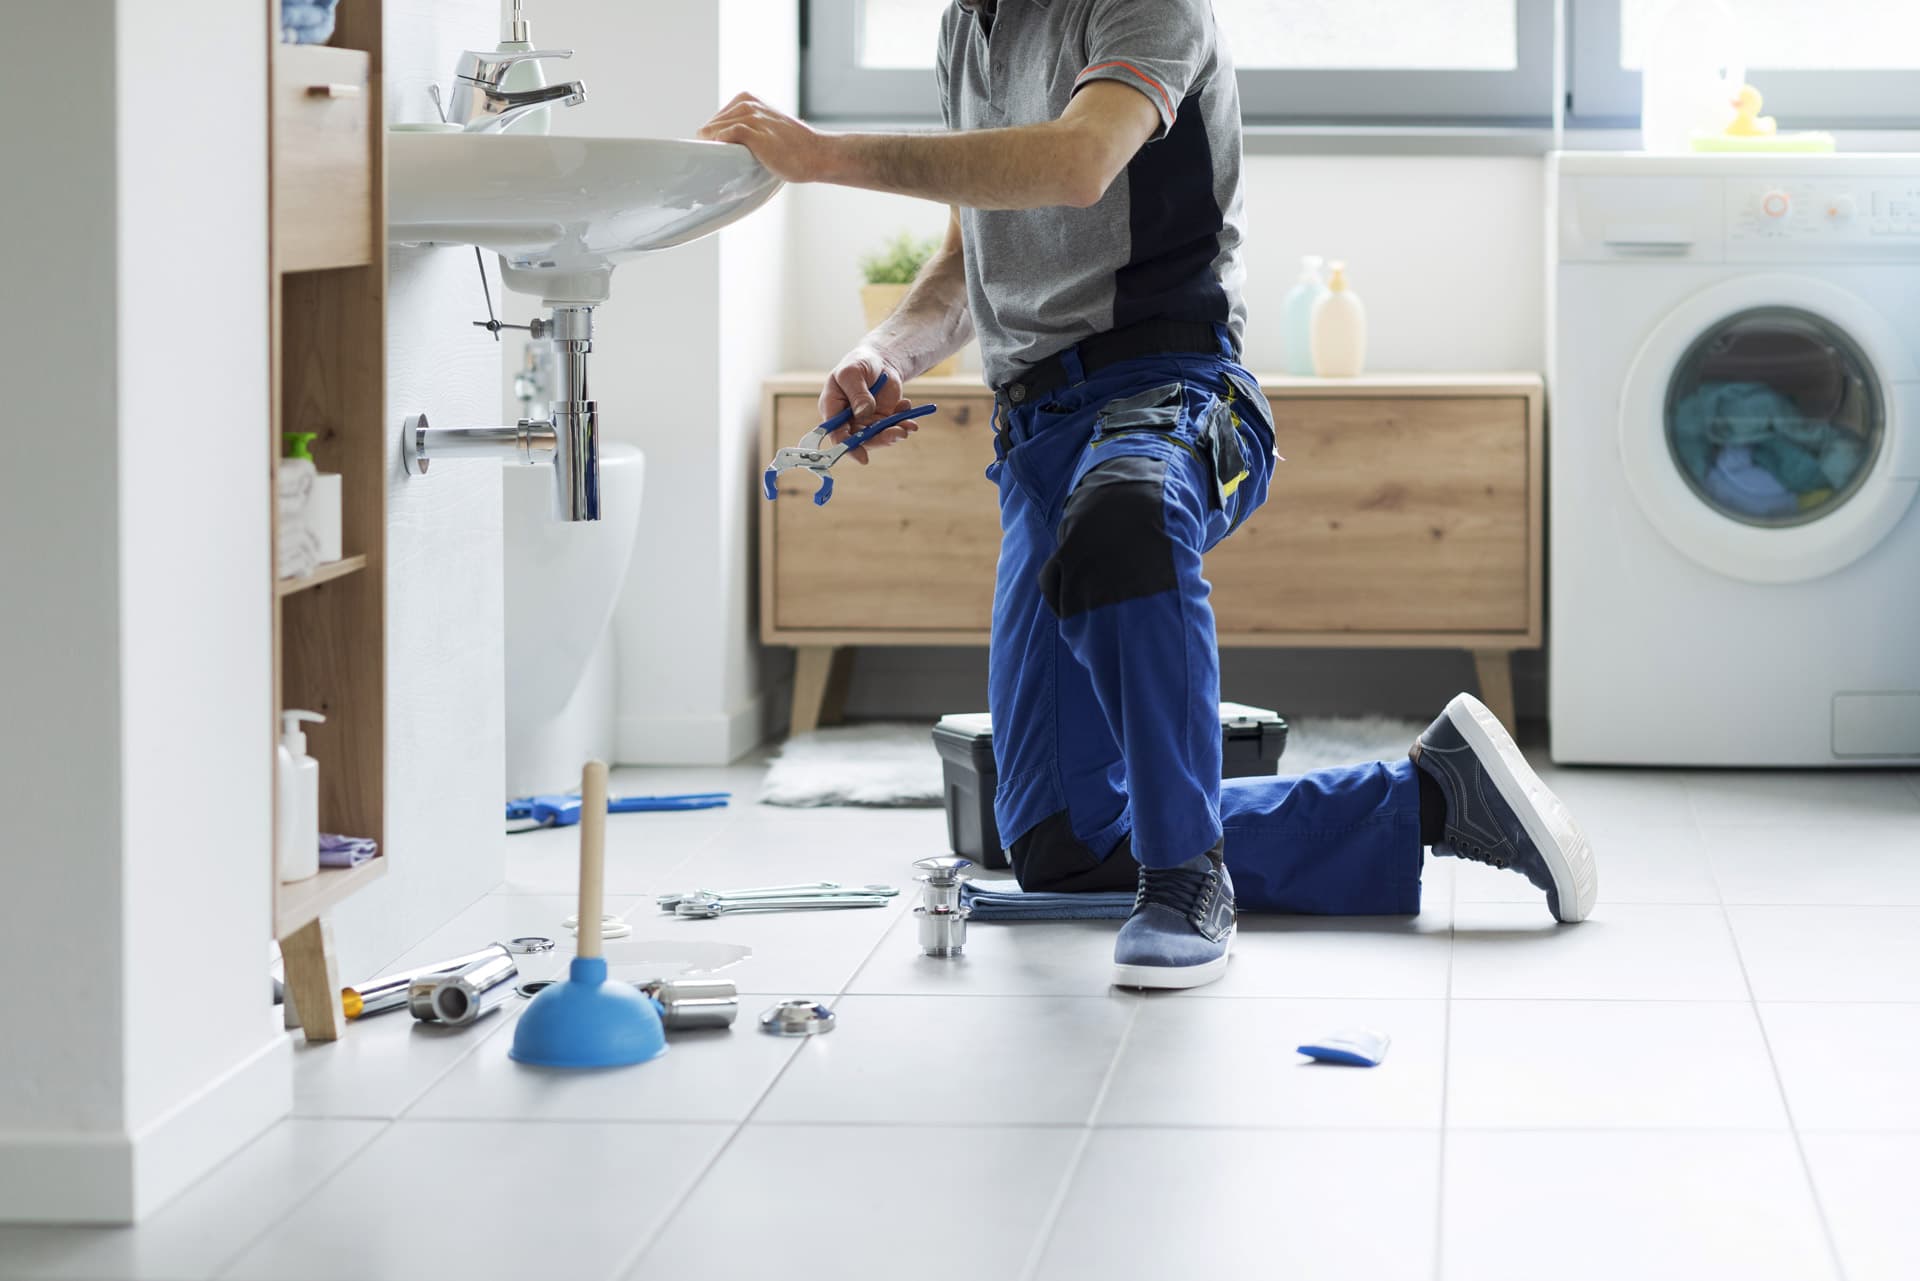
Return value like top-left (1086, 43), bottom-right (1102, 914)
top-left (511, 760), bottom-right (666, 1068)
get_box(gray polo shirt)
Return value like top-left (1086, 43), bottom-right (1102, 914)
top-left (935, 0), bottom-right (1247, 388)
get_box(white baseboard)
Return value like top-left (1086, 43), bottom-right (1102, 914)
top-left (617, 694), bottom-right (768, 764)
top-left (0, 1033), bottom-right (289, 1224)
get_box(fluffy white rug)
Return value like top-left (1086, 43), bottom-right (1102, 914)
top-left (759, 715), bottom-right (1426, 808)
top-left (760, 723), bottom-right (946, 807)
top-left (1276, 716), bottom-right (1425, 773)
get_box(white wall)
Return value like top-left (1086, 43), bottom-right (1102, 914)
top-left (778, 153), bottom-right (1551, 723)
top-left (496, 0), bottom-right (798, 766)
top-left (0, 0), bottom-right (286, 1224)
top-left (325, 0), bottom-right (510, 983)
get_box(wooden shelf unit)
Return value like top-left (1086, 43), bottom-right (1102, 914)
top-left (275, 553), bottom-right (367, 598)
top-left (268, 0), bottom-right (387, 1044)
top-left (762, 371), bottom-right (1544, 734)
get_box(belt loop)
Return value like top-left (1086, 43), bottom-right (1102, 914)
top-left (1058, 343), bottom-right (1086, 387)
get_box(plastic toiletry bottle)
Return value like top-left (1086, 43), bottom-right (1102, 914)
top-left (1281, 255), bottom-right (1327, 376)
top-left (1639, 0), bottom-right (1743, 152)
top-left (496, 0), bottom-right (551, 135)
top-left (285, 433), bottom-right (341, 565)
top-left (277, 710), bottom-right (325, 884)
top-left (1310, 261), bottom-right (1367, 378)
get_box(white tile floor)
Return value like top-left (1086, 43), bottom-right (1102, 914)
top-left (4, 747), bottom-right (1918, 1281)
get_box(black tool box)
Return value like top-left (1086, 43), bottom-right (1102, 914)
top-left (929, 703), bottom-right (1289, 869)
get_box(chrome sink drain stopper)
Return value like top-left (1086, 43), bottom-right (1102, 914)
top-left (758, 999), bottom-right (836, 1037)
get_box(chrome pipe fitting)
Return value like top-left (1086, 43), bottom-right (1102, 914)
top-left (408, 951), bottom-right (520, 1026)
top-left (639, 977), bottom-right (739, 1030)
top-left (913, 856), bottom-right (973, 958)
top-left (399, 304), bottom-right (600, 521)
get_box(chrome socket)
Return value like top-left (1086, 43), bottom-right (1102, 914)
top-left (913, 856), bottom-right (972, 956)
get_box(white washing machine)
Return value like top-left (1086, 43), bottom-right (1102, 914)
top-left (1548, 152), bottom-right (1920, 765)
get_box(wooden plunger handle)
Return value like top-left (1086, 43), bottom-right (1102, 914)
top-left (576, 760), bottom-right (610, 961)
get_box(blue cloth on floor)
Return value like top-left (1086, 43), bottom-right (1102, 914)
top-left (960, 879), bottom-right (1133, 921)
top-left (1704, 445), bottom-right (1798, 518)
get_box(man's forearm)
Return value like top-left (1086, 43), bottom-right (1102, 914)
top-left (821, 122), bottom-right (1113, 210)
top-left (867, 241), bottom-right (973, 381)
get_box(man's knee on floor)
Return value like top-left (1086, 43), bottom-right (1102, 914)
top-left (1008, 811), bottom-right (1140, 894)
top-left (1039, 455), bottom-right (1175, 618)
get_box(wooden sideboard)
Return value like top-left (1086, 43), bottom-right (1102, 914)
top-left (760, 371), bottom-right (1543, 735)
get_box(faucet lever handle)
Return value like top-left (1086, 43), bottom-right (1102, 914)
top-left (458, 48), bottom-right (576, 86)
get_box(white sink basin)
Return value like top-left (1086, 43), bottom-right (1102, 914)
top-left (387, 134), bottom-right (782, 303)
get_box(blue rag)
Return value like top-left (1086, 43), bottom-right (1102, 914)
top-left (318, 833), bottom-right (377, 869)
top-left (959, 878), bottom-right (1133, 922)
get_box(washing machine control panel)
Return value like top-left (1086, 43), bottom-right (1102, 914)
top-left (1729, 179), bottom-right (1920, 244)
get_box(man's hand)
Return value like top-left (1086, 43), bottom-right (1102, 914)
top-left (820, 348), bottom-right (920, 465)
top-left (698, 93), bottom-right (836, 185)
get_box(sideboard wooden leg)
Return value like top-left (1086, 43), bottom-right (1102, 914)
top-left (790, 646), bottom-right (841, 737)
top-left (820, 647), bottom-right (856, 728)
top-left (1471, 648), bottom-right (1518, 731)
top-left (280, 917), bottom-right (343, 1043)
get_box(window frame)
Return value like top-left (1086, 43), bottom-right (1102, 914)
top-left (800, 0), bottom-right (1558, 127)
top-left (802, 0), bottom-right (1920, 135)
top-left (1567, 0), bottom-right (1920, 129)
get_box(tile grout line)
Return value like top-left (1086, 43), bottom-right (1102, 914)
top-left (1709, 834), bottom-right (1851, 1281)
top-left (208, 1118), bottom-right (393, 1280)
top-left (1431, 855), bottom-right (1457, 1281)
top-left (1015, 994), bottom-right (1145, 1281)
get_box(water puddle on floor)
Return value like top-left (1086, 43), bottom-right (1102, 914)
top-left (598, 937), bottom-right (753, 979)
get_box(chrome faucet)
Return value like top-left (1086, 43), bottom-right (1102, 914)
top-left (447, 49), bottom-right (586, 133)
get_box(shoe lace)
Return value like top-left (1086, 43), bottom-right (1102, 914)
top-left (1136, 862), bottom-right (1219, 918)
top-left (1443, 833), bottom-right (1510, 870)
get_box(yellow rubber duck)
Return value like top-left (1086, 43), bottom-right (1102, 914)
top-left (1727, 84), bottom-right (1777, 137)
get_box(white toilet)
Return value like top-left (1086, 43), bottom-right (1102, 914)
top-left (502, 442), bottom-right (645, 797)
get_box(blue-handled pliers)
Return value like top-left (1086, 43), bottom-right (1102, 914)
top-left (506, 791), bottom-right (731, 833)
top-left (762, 374), bottom-right (938, 506)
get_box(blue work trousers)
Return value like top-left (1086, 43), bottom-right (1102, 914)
top-left (987, 335), bottom-right (1426, 914)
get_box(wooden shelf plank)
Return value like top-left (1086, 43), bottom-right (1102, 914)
top-left (274, 856), bottom-right (386, 940)
top-left (276, 553), bottom-right (366, 598)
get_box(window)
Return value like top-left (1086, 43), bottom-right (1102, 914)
top-left (1570, 0), bottom-right (1920, 127)
top-left (802, 0), bottom-right (1556, 125)
top-left (803, 0), bottom-right (1920, 131)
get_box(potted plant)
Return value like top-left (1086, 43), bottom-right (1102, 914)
top-left (859, 230), bottom-right (959, 377)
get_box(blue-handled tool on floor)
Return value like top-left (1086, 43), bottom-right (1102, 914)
top-left (506, 791), bottom-right (731, 833)
top-left (762, 373), bottom-right (938, 506)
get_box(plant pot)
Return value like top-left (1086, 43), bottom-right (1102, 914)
top-left (861, 283), bottom-right (960, 378)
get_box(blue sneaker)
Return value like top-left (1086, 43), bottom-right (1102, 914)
top-left (1413, 693), bottom-right (1599, 923)
top-left (1112, 847), bottom-right (1235, 989)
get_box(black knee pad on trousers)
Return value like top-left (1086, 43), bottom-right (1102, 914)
top-left (1039, 454), bottom-right (1176, 619)
top-left (1008, 811), bottom-right (1142, 894)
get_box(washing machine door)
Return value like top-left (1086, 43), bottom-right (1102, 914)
top-left (1620, 275), bottom-right (1920, 583)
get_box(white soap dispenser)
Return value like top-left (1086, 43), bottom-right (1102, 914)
top-left (1310, 261), bottom-right (1368, 378)
top-left (497, 0), bottom-right (551, 135)
top-left (277, 710), bottom-right (325, 884)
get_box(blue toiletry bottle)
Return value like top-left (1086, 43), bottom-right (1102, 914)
top-left (1282, 255), bottom-right (1327, 376)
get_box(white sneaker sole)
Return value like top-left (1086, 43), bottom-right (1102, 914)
top-left (1443, 693), bottom-right (1598, 923)
top-left (1112, 927), bottom-right (1234, 990)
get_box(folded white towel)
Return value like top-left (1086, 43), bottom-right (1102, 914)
top-left (277, 460), bottom-right (320, 579)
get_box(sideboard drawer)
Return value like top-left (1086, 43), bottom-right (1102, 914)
top-left (767, 391), bottom-right (1000, 632)
top-left (1208, 396), bottom-right (1534, 635)
top-left (272, 44), bottom-right (374, 272)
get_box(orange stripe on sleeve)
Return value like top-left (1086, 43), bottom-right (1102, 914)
top-left (1076, 59), bottom-right (1176, 122)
